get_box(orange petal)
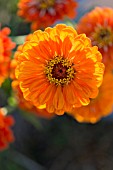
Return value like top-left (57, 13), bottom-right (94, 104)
top-left (38, 85), bottom-right (56, 104)
top-left (53, 86), bottom-right (64, 110)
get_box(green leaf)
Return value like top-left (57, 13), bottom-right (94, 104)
top-left (1, 78), bottom-right (12, 96)
top-left (8, 96), bottom-right (17, 107)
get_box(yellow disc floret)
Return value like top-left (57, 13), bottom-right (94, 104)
top-left (45, 56), bottom-right (75, 86)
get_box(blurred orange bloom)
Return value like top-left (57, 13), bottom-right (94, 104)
top-left (10, 45), bottom-right (23, 80)
top-left (17, 0), bottom-right (78, 30)
top-left (0, 109), bottom-right (15, 151)
top-left (10, 34), bottom-right (32, 79)
top-left (0, 27), bottom-right (16, 85)
top-left (70, 72), bottom-right (113, 123)
top-left (77, 7), bottom-right (113, 69)
top-left (16, 24), bottom-right (104, 115)
top-left (11, 38), bottom-right (54, 119)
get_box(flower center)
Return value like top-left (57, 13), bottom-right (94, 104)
top-left (91, 26), bottom-right (113, 48)
top-left (45, 56), bottom-right (75, 86)
top-left (52, 63), bottom-right (68, 79)
top-left (38, 0), bottom-right (55, 9)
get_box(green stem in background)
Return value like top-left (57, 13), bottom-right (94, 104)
top-left (0, 149), bottom-right (46, 170)
top-left (20, 110), bottom-right (44, 130)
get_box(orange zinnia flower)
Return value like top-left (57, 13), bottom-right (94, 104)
top-left (77, 7), bottom-right (113, 69)
top-left (0, 109), bottom-right (15, 151)
top-left (69, 72), bottom-right (113, 124)
top-left (0, 27), bottom-right (16, 85)
top-left (15, 24), bottom-right (104, 115)
top-left (11, 39), bottom-right (54, 119)
top-left (17, 0), bottom-right (78, 30)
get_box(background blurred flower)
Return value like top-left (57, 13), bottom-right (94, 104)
top-left (15, 24), bottom-right (104, 115)
top-left (0, 108), bottom-right (15, 151)
top-left (77, 7), bottom-right (113, 70)
top-left (0, 27), bottom-right (16, 86)
top-left (17, 0), bottom-right (78, 30)
top-left (69, 72), bottom-right (113, 123)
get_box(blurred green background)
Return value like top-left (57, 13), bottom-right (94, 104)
top-left (0, 0), bottom-right (30, 35)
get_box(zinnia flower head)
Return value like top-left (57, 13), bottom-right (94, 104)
top-left (17, 0), bottom-right (78, 30)
top-left (77, 7), bottom-right (113, 69)
top-left (69, 72), bottom-right (113, 124)
top-left (0, 27), bottom-right (16, 85)
top-left (16, 24), bottom-right (104, 115)
top-left (11, 37), bottom-right (54, 119)
top-left (0, 109), bottom-right (15, 151)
